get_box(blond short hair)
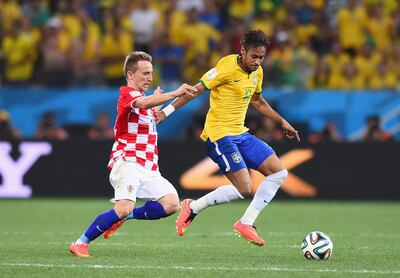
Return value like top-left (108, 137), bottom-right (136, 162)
top-left (123, 51), bottom-right (152, 78)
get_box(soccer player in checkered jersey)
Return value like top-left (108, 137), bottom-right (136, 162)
top-left (158, 30), bottom-right (300, 247)
top-left (69, 51), bottom-right (197, 257)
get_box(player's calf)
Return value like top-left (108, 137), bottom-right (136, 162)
top-left (158, 193), bottom-right (180, 215)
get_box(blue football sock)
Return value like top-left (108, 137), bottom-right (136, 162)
top-left (126, 201), bottom-right (168, 220)
top-left (83, 209), bottom-right (120, 242)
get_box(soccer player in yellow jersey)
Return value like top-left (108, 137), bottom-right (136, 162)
top-left (158, 30), bottom-right (300, 246)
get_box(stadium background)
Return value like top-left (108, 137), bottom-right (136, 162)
top-left (1, 0), bottom-right (399, 199)
top-left (1, 0), bottom-right (400, 277)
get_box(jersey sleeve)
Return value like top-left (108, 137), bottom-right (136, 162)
top-left (199, 58), bottom-right (231, 90)
top-left (123, 90), bottom-right (144, 109)
top-left (255, 69), bottom-right (264, 94)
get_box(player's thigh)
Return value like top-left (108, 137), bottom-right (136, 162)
top-left (238, 134), bottom-right (276, 171)
top-left (203, 137), bottom-right (247, 173)
top-left (109, 159), bottom-right (141, 202)
top-left (137, 174), bottom-right (178, 201)
top-left (225, 168), bottom-right (252, 196)
top-left (257, 154), bottom-right (285, 176)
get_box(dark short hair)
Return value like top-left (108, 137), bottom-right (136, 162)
top-left (123, 51), bottom-right (152, 78)
top-left (240, 30), bottom-right (270, 51)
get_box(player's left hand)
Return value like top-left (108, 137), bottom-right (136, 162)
top-left (156, 111), bottom-right (166, 124)
top-left (153, 86), bottom-right (164, 112)
top-left (281, 120), bottom-right (300, 142)
top-left (154, 86), bottom-right (163, 96)
top-left (175, 83), bottom-right (197, 98)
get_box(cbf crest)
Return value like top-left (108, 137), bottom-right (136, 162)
top-left (231, 152), bottom-right (242, 163)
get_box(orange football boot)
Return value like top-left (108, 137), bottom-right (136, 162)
top-left (233, 220), bottom-right (265, 247)
top-left (103, 220), bottom-right (124, 239)
top-left (69, 241), bottom-right (90, 257)
top-left (176, 199), bottom-right (196, 236)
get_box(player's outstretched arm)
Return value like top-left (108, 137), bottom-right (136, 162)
top-left (250, 93), bottom-right (300, 142)
top-left (157, 82), bottom-right (206, 123)
top-left (134, 84), bottom-right (197, 109)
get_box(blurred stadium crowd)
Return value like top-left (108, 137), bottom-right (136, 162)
top-left (1, 0), bottom-right (400, 89)
top-left (0, 0), bottom-right (398, 143)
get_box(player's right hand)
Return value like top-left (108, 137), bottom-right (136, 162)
top-left (175, 84), bottom-right (198, 98)
top-left (156, 111), bottom-right (166, 124)
top-left (281, 120), bottom-right (300, 142)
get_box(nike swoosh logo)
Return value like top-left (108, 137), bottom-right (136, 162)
top-left (234, 79), bottom-right (241, 82)
top-left (246, 228), bottom-right (260, 238)
top-left (96, 225), bottom-right (104, 232)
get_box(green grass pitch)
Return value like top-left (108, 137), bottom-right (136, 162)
top-left (0, 199), bottom-right (399, 277)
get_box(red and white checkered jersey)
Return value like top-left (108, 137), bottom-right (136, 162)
top-left (108, 86), bottom-right (159, 171)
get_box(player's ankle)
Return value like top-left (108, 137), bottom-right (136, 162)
top-left (75, 239), bottom-right (88, 245)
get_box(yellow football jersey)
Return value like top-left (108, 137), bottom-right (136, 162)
top-left (199, 54), bottom-right (263, 142)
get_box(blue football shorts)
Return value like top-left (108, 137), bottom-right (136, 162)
top-left (203, 132), bottom-right (275, 173)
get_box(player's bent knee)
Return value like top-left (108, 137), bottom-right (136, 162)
top-left (158, 194), bottom-right (180, 215)
top-left (165, 200), bottom-right (180, 215)
top-left (277, 169), bottom-right (288, 181)
top-left (237, 184), bottom-right (252, 197)
top-left (114, 208), bottom-right (131, 219)
top-left (268, 169), bottom-right (288, 186)
top-left (114, 200), bottom-right (134, 219)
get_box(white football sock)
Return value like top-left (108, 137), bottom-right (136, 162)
top-left (190, 185), bottom-right (244, 214)
top-left (240, 169), bottom-right (288, 225)
top-left (75, 238), bottom-right (86, 245)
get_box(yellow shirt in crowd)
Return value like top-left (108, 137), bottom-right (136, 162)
top-left (228, 0), bottom-right (254, 19)
top-left (353, 52), bottom-right (382, 80)
top-left (0, 0), bottom-right (21, 32)
top-left (324, 52), bottom-right (350, 84)
top-left (330, 74), bottom-right (365, 90)
top-left (2, 33), bottom-right (35, 81)
top-left (367, 16), bottom-right (392, 51)
top-left (336, 6), bottom-right (367, 49)
top-left (101, 31), bottom-right (133, 78)
top-left (182, 22), bottom-right (221, 62)
top-left (369, 71), bottom-right (397, 90)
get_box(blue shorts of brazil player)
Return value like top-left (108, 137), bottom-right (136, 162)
top-left (204, 132), bottom-right (275, 173)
